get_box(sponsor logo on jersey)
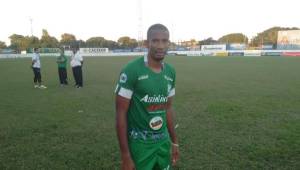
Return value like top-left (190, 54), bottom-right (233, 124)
top-left (164, 75), bottom-right (173, 82)
top-left (140, 94), bottom-right (168, 103)
top-left (147, 104), bottom-right (167, 112)
top-left (119, 73), bottom-right (127, 83)
top-left (149, 116), bottom-right (163, 130)
top-left (138, 74), bottom-right (149, 80)
top-left (129, 129), bottom-right (167, 141)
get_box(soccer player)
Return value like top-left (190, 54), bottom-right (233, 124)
top-left (70, 48), bottom-right (83, 88)
top-left (31, 48), bottom-right (47, 89)
top-left (115, 24), bottom-right (179, 170)
top-left (56, 48), bottom-right (68, 86)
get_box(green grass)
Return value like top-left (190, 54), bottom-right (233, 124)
top-left (0, 56), bottom-right (299, 169)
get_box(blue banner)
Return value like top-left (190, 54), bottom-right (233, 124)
top-left (228, 52), bottom-right (244, 56)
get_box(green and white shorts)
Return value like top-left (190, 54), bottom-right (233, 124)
top-left (129, 139), bottom-right (171, 170)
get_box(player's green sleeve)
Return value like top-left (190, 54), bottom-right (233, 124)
top-left (115, 66), bottom-right (137, 99)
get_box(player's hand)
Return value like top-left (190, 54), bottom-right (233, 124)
top-left (171, 143), bottom-right (179, 166)
top-left (30, 65), bottom-right (33, 69)
top-left (121, 154), bottom-right (135, 170)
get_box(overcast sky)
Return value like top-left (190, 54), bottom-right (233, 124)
top-left (1, 0), bottom-right (299, 44)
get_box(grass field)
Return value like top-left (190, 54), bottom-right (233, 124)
top-left (0, 56), bottom-right (299, 169)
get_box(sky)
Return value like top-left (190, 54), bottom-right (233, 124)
top-left (1, 0), bottom-right (299, 45)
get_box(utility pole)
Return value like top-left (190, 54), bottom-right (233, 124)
top-left (137, 0), bottom-right (143, 50)
top-left (29, 17), bottom-right (33, 36)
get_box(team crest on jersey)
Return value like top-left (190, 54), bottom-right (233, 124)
top-left (119, 73), bottom-right (127, 83)
top-left (149, 116), bottom-right (163, 130)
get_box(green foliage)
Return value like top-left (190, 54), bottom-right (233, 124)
top-left (77, 40), bottom-right (86, 48)
top-left (250, 27), bottom-right (300, 47)
top-left (5, 26), bottom-right (300, 51)
top-left (84, 37), bottom-right (120, 49)
top-left (118, 36), bottom-right (138, 49)
top-left (0, 41), bottom-right (7, 49)
top-left (104, 40), bottom-right (119, 49)
top-left (25, 36), bottom-right (40, 49)
top-left (198, 37), bottom-right (218, 45)
top-left (85, 37), bottom-right (106, 47)
top-left (218, 33), bottom-right (248, 44)
top-left (9, 34), bottom-right (25, 52)
top-left (8, 35), bottom-right (40, 52)
top-left (40, 29), bottom-right (59, 48)
top-left (60, 33), bottom-right (77, 47)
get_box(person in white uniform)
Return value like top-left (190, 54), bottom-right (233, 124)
top-left (31, 48), bottom-right (47, 89)
top-left (70, 48), bottom-right (83, 88)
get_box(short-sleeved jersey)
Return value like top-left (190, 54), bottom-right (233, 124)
top-left (57, 55), bottom-right (67, 68)
top-left (32, 53), bottom-right (41, 68)
top-left (70, 52), bottom-right (83, 67)
top-left (115, 55), bottom-right (176, 143)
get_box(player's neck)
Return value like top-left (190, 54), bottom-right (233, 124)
top-left (147, 55), bottom-right (163, 73)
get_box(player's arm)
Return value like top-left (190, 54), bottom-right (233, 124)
top-left (166, 97), bottom-right (179, 166)
top-left (31, 56), bottom-right (36, 67)
top-left (79, 55), bottom-right (83, 65)
top-left (115, 95), bottom-right (135, 169)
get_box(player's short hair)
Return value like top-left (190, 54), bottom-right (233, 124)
top-left (147, 24), bottom-right (169, 40)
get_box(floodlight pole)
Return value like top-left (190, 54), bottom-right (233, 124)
top-left (137, 0), bottom-right (143, 49)
top-left (29, 17), bottom-right (33, 36)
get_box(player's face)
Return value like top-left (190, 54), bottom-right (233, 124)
top-left (147, 30), bottom-right (169, 61)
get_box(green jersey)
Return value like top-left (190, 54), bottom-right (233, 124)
top-left (57, 55), bottom-right (67, 68)
top-left (115, 55), bottom-right (176, 143)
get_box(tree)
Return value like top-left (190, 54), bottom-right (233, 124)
top-left (8, 34), bottom-right (41, 52)
top-left (25, 36), bottom-right (40, 49)
top-left (77, 40), bottom-right (86, 48)
top-left (169, 41), bottom-right (177, 50)
top-left (104, 40), bottom-right (119, 49)
top-left (60, 33), bottom-right (77, 48)
top-left (86, 37), bottom-right (106, 47)
top-left (129, 38), bottom-right (138, 49)
top-left (0, 41), bottom-right (7, 49)
top-left (9, 34), bottom-right (25, 52)
top-left (190, 39), bottom-right (198, 45)
top-left (118, 36), bottom-right (130, 48)
top-left (118, 36), bottom-right (138, 49)
top-left (85, 37), bottom-right (120, 49)
top-left (218, 33), bottom-right (248, 44)
top-left (40, 29), bottom-right (59, 48)
top-left (198, 37), bottom-right (218, 46)
top-left (250, 27), bottom-right (300, 47)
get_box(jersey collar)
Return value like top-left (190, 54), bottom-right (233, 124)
top-left (144, 53), bottom-right (165, 69)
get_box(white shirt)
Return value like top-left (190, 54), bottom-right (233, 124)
top-left (70, 51), bottom-right (83, 67)
top-left (32, 53), bottom-right (41, 68)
